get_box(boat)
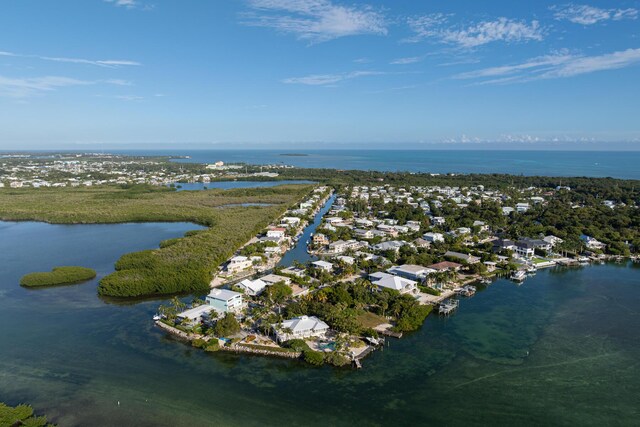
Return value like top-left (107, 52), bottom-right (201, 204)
top-left (153, 314), bottom-right (162, 321)
top-left (511, 270), bottom-right (526, 282)
top-left (480, 277), bottom-right (492, 285)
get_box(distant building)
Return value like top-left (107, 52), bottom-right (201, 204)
top-left (226, 256), bottom-right (252, 274)
top-left (423, 232), bottom-right (444, 243)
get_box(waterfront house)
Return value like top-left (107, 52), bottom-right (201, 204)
top-left (226, 256), bottom-right (252, 274)
top-left (313, 233), bottom-right (329, 246)
top-left (387, 264), bottom-right (435, 281)
top-left (543, 235), bottom-right (564, 247)
top-left (206, 289), bottom-right (244, 314)
top-left (272, 315), bottom-right (330, 343)
top-left (369, 272), bottom-right (418, 295)
top-left (177, 305), bottom-right (216, 324)
top-left (237, 278), bottom-right (268, 296)
top-left (312, 260), bottom-right (334, 272)
top-left (514, 240), bottom-right (535, 258)
top-left (580, 235), bottom-right (606, 250)
top-left (328, 239), bottom-right (359, 254)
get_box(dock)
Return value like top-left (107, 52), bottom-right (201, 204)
top-left (438, 299), bottom-right (459, 316)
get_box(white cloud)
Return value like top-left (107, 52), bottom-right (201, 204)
top-left (282, 70), bottom-right (385, 85)
top-left (0, 75), bottom-right (93, 98)
top-left (455, 48), bottom-right (640, 84)
top-left (407, 15), bottom-right (544, 48)
top-left (0, 50), bottom-right (140, 68)
top-left (552, 4), bottom-right (638, 25)
top-left (390, 56), bottom-right (422, 65)
top-left (105, 0), bottom-right (138, 8)
top-left (242, 0), bottom-right (387, 43)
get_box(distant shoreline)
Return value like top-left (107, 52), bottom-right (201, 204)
top-left (280, 153), bottom-right (309, 157)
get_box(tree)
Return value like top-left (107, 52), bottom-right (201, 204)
top-left (214, 312), bottom-right (241, 337)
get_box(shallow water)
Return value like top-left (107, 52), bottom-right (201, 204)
top-left (0, 221), bottom-right (638, 426)
top-left (170, 180), bottom-right (314, 191)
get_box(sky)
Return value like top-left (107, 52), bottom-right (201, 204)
top-left (1, 0), bottom-right (639, 150)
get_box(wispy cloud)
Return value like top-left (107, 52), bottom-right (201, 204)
top-left (407, 14), bottom-right (544, 48)
top-left (0, 50), bottom-right (140, 68)
top-left (105, 0), bottom-right (138, 9)
top-left (390, 56), bottom-right (422, 65)
top-left (0, 75), bottom-right (93, 98)
top-left (552, 4), bottom-right (638, 25)
top-left (282, 70), bottom-right (385, 85)
top-left (0, 75), bottom-right (135, 98)
top-left (455, 48), bottom-right (640, 84)
top-left (241, 0), bottom-right (387, 43)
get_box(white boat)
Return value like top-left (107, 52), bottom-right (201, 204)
top-left (153, 314), bottom-right (162, 321)
top-left (511, 270), bottom-right (526, 282)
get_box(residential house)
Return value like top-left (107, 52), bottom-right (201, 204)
top-left (444, 251), bottom-right (480, 264)
top-left (260, 274), bottom-right (292, 285)
top-left (177, 305), bottom-right (216, 324)
top-left (313, 233), bottom-right (329, 246)
top-left (206, 289), bottom-right (244, 313)
top-left (237, 278), bottom-right (268, 296)
top-left (369, 272), bottom-right (418, 295)
top-left (354, 228), bottom-right (374, 239)
top-left (428, 261), bottom-right (462, 272)
top-left (312, 260), bottom-right (334, 272)
top-left (272, 315), bottom-right (329, 343)
top-left (516, 203), bottom-right (530, 213)
top-left (387, 264), bottom-right (435, 281)
top-left (580, 235), bottom-right (606, 250)
top-left (226, 256), bottom-right (252, 274)
top-left (423, 232), bottom-right (445, 243)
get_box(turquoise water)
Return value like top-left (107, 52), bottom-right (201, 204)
top-left (0, 220), bottom-right (639, 426)
top-left (123, 149), bottom-right (640, 179)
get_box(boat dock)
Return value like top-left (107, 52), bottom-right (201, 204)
top-left (438, 299), bottom-right (459, 316)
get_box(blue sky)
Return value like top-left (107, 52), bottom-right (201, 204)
top-left (1, 0), bottom-right (639, 149)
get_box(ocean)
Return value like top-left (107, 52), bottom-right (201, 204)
top-left (115, 149), bottom-right (640, 180)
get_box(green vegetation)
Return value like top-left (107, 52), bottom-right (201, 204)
top-left (0, 184), bottom-right (312, 297)
top-left (214, 313), bottom-right (241, 337)
top-left (0, 402), bottom-right (53, 427)
top-left (19, 266), bottom-right (96, 287)
top-left (303, 349), bottom-right (325, 366)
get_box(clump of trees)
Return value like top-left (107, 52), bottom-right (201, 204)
top-left (20, 266), bottom-right (96, 287)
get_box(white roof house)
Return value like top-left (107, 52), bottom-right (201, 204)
top-left (387, 264), bottom-right (435, 281)
top-left (206, 289), bottom-right (244, 313)
top-left (312, 260), bottom-right (334, 272)
top-left (272, 315), bottom-right (330, 342)
top-left (176, 305), bottom-right (216, 323)
top-left (369, 272), bottom-right (418, 294)
top-left (226, 256), bottom-right (252, 273)
top-left (260, 274), bottom-right (292, 285)
top-left (237, 278), bottom-right (268, 296)
top-left (423, 232), bottom-right (444, 243)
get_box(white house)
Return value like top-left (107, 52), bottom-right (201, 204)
top-left (387, 264), bottom-right (435, 281)
top-left (516, 203), bottom-right (530, 213)
top-left (272, 315), bottom-right (330, 343)
top-left (177, 304), bottom-right (216, 324)
top-left (237, 278), bottom-right (268, 296)
top-left (260, 273), bottom-right (292, 285)
top-left (431, 216), bottom-right (446, 226)
top-left (226, 256), bottom-right (252, 274)
top-left (266, 228), bottom-right (286, 240)
top-left (423, 232), bottom-right (445, 243)
top-left (369, 272), bottom-right (418, 295)
top-left (580, 235), bottom-right (606, 250)
top-left (312, 260), bottom-right (334, 272)
top-left (281, 217), bottom-right (302, 226)
top-left (206, 289), bottom-right (244, 313)
top-left (543, 235), bottom-right (564, 247)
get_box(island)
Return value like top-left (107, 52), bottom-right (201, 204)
top-left (2, 153), bottom-right (639, 368)
top-left (20, 266), bottom-right (97, 287)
